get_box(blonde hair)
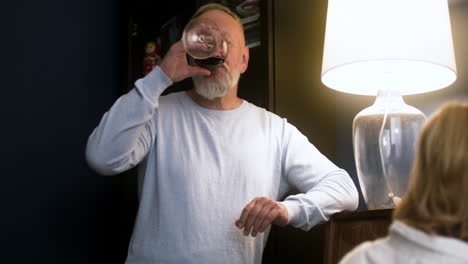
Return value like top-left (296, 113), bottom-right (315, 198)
top-left (394, 101), bottom-right (468, 241)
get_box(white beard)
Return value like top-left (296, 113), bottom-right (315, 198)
top-left (192, 64), bottom-right (240, 100)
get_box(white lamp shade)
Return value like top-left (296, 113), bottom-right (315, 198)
top-left (321, 0), bottom-right (457, 96)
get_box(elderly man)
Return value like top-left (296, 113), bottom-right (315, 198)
top-left (86, 3), bottom-right (358, 264)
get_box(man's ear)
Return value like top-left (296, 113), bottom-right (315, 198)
top-left (240, 46), bottom-right (250, 74)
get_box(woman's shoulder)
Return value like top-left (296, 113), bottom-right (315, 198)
top-left (338, 237), bottom-right (394, 264)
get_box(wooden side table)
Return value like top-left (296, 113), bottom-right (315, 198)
top-left (323, 209), bottom-right (393, 264)
top-left (262, 209), bottom-right (393, 264)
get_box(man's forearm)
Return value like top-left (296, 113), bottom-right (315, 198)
top-left (281, 169), bottom-right (359, 230)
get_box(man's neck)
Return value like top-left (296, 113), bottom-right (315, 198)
top-left (187, 89), bottom-right (243, 110)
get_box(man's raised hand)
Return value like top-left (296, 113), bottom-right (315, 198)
top-left (158, 41), bottom-right (211, 82)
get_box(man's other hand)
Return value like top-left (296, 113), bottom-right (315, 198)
top-left (158, 41), bottom-right (211, 82)
top-left (235, 197), bottom-right (288, 237)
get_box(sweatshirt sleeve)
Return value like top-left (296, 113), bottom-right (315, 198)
top-left (85, 66), bottom-right (173, 175)
top-left (278, 121), bottom-right (359, 231)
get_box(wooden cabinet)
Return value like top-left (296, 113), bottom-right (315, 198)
top-left (263, 209), bottom-right (393, 264)
top-left (323, 209), bottom-right (393, 264)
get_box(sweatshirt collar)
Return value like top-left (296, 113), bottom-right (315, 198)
top-left (180, 91), bottom-right (248, 117)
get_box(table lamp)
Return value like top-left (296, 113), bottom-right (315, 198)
top-left (321, 0), bottom-right (457, 209)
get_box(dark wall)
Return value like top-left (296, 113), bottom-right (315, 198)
top-left (273, 0), bottom-right (336, 161)
top-left (2, 1), bottom-right (137, 263)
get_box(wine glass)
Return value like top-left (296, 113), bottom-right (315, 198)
top-left (182, 17), bottom-right (228, 67)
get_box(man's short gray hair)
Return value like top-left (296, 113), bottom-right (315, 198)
top-left (191, 3), bottom-right (243, 30)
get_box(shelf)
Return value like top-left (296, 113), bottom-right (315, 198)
top-left (241, 13), bottom-right (260, 24)
top-left (247, 41), bottom-right (261, 48)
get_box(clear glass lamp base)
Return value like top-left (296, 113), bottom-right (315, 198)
top-left (353, 90), bottom-right (426, 210)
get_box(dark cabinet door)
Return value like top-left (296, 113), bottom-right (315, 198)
top-left (323, 209), bottom-right (393, 264)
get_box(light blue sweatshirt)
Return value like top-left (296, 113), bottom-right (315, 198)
top-left (86, 66), bottom-right (358, 264)
top-left (339, 221), bottom-right (468, 264)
